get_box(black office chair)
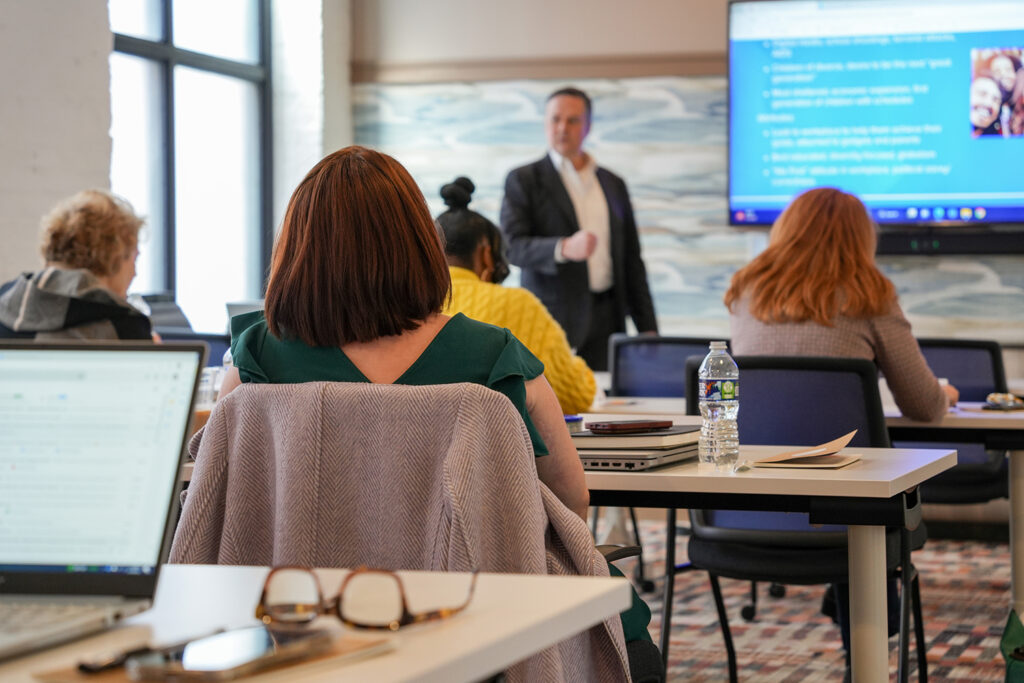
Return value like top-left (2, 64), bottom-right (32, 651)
top-left (896, 338), bottom-right (1009, 504)
top-left (608, 333), bottom-right (722, 397)
top-left (605, 335), bottom-right (787, 605)
top-left (141, 292), bottom-right (194, 331)
top-left (680, 356), bottom-right (928, 683)
top-left (918, 338), bottom-right (1008, 402)
top-left (596, 334), bottom-right (724, 592)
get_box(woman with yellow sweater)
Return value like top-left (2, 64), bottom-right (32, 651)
top-left (436, 177), bottom-right (597, 415)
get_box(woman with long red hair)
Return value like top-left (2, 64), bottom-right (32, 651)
top-left (725, 187), bottom-right (959, 666)
top-left (725, 186), bottom-right (957, 421)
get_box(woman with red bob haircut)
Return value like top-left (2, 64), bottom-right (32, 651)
top-left (218, 146), bottom-right (590, 520)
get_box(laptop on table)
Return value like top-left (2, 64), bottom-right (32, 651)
top-left (578, 444), bottom-right (699, 471)
top-left (0, 341), bottom-right (205, 661)
top-left (572, 425), bottom-right (700, 471)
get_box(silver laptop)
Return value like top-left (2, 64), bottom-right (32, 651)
top-left (0, 341), bottom-right (205, 660)
top-left (225, 300), bottom-right (264, 322)
top-left (579, 444), bottom-right (699, 471)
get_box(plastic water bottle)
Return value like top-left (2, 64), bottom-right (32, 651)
top-left (215, 348), bottom-right (233, 396)
top-left (698, 341), bottom-right (739, 472)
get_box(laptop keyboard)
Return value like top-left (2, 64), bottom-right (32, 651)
top-left (0, 599), bottom-right (115, 634)
top-left (0, 596), bottom-right (148, 660)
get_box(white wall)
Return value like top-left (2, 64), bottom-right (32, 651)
top-left (271, 0), bottom-right (353, 229)
top-left (322, 0), bottom-right (353, 154)
top-left (351, 0), bottom-right (727, 65)
top-left (0, 0), bottom-right (352, 285)
top-left (347, 1), bottom-right (1024, 371)
top-left (0, 0), bottom-right (113, 282)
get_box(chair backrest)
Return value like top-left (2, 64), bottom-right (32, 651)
top-left (158, 331), bottom-right (231, 367)
top-left (917, 338), bottom-right (1007, 401)
top-left (173, 382), bottom-right (550, 569)
top-left (684, 355), bottom-right (889, 546)
top-left (608, 333), bottom-right (725, 397)
top-left (900, 339), bottom-right (1009, 504)
top-left (171, 381), bottom-right (629, 682)
top-left (142, 293), bottom-right (194, 330)
top-left (684, 355), bottom-right (890, 448)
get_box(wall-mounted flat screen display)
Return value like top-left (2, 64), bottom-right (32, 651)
top-left (728, 0), bottom-right (1024, 229)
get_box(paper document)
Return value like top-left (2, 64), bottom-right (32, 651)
top-left (752, 430), bottom-right (861, 469)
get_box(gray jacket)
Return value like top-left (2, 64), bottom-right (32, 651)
top-left (0, 267), bottom-right (151, 340)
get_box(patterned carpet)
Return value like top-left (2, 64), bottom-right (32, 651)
top-left (612, 519), bottom-right (1010, 681)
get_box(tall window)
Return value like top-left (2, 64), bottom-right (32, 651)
top-left (109, 0), bottom-right (272, 333)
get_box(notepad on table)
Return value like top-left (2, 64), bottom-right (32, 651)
top-left (752, 430), bottom-right (861, 469)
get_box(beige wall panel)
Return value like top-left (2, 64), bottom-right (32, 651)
top-left (351, 0), bottom-right (728, 82)
top-left (0, 0), bottom-right (112, 281)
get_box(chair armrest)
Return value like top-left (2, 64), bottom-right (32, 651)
top-left (597, 544), bottom-right (642, 563)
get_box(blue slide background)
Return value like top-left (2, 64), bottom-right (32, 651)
top-left (730, 29), bottom-right (1024, 222)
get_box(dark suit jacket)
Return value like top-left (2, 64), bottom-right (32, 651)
top-left (499, 155), bottom-right (657, 348)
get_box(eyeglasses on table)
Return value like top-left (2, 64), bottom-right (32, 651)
top-left (255, 566), bottom-right (479, 632)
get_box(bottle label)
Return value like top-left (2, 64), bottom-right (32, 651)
top-left (699, 379), bottom-right (738, 401)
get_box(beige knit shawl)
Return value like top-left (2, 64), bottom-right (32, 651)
top-left (170, 381), bottom-right (629, 682)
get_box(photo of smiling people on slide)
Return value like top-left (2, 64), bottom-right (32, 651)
top-left (970, 47), bottom-right (1023, 137)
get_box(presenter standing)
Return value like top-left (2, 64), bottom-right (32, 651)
top-left (500, 87), bottom-right (657, 371)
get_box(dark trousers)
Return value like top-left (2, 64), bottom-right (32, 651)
top-left (577, 289), bottom-right (619, 372)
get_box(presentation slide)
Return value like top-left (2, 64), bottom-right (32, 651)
top-left (729, 0), bottom-right (1024, 226)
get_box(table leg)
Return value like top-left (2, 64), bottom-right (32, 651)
top-left (848, 525), bottom-right (888, 682)
top-left (660, 507), bottom-right (676, 671)
top-left (1011, 451), bottom-right (1024, 615)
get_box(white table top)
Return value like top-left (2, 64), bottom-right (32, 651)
top-left (0, 565), bottom-right (631, 683)
top-left (585, 444), bottom-right (956, 499)
top-left (589, 397), bottom-right (1024, 431)
top-left (884, 401), bottom-right (1024, 429)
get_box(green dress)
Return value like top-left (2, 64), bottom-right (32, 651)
top-left (229, 310), bottom-right (652, 643)
top-left (230, 311), bottom-right (549, 455)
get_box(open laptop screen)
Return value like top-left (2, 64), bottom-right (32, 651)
top-left (0, 344), bottom-right (203, 593)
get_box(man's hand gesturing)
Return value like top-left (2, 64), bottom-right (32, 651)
top-left (560, 231), bottom-right (597, 261)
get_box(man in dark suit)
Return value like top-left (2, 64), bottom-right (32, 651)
top-left (500, 87), bottom-right (657, 371)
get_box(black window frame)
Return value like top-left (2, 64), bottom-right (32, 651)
top-left (111, 0), bottom-right (273, 296)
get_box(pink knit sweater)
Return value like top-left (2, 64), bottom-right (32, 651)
top-left (730, 297), bottom-right (949, 421)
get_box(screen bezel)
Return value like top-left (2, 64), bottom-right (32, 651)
top-left (0, 340), bottom-right (207, 597)
top-left (725, 0), bottom-right (1024, 253)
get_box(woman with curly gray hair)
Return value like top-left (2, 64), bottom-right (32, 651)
top-left (0, 189), bottom-right (152, 340)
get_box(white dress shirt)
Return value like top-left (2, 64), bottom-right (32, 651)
top-left (549, 150), bottom-right (613, 293)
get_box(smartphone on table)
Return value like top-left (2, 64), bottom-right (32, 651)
top-left (584, 419), bottom-right (673, 434)
top-left (126, 625), bottom-right (333, 681)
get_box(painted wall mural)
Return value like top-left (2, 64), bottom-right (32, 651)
top-left (353, 77), bottom-right (1024, 345)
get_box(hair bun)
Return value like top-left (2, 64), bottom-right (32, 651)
top-left (440, 176), bottom-right (475, 209)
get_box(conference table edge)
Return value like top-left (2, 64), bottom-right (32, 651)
top-left (585, 448), bottom-right (957, 500)
top-left (885, 403), bottom-right (1024, 430)
top-left (0, 567), bottom-right (633, 683)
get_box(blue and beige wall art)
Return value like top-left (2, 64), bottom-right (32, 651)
top-left (354, 77), bottom-right (1024, 345)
